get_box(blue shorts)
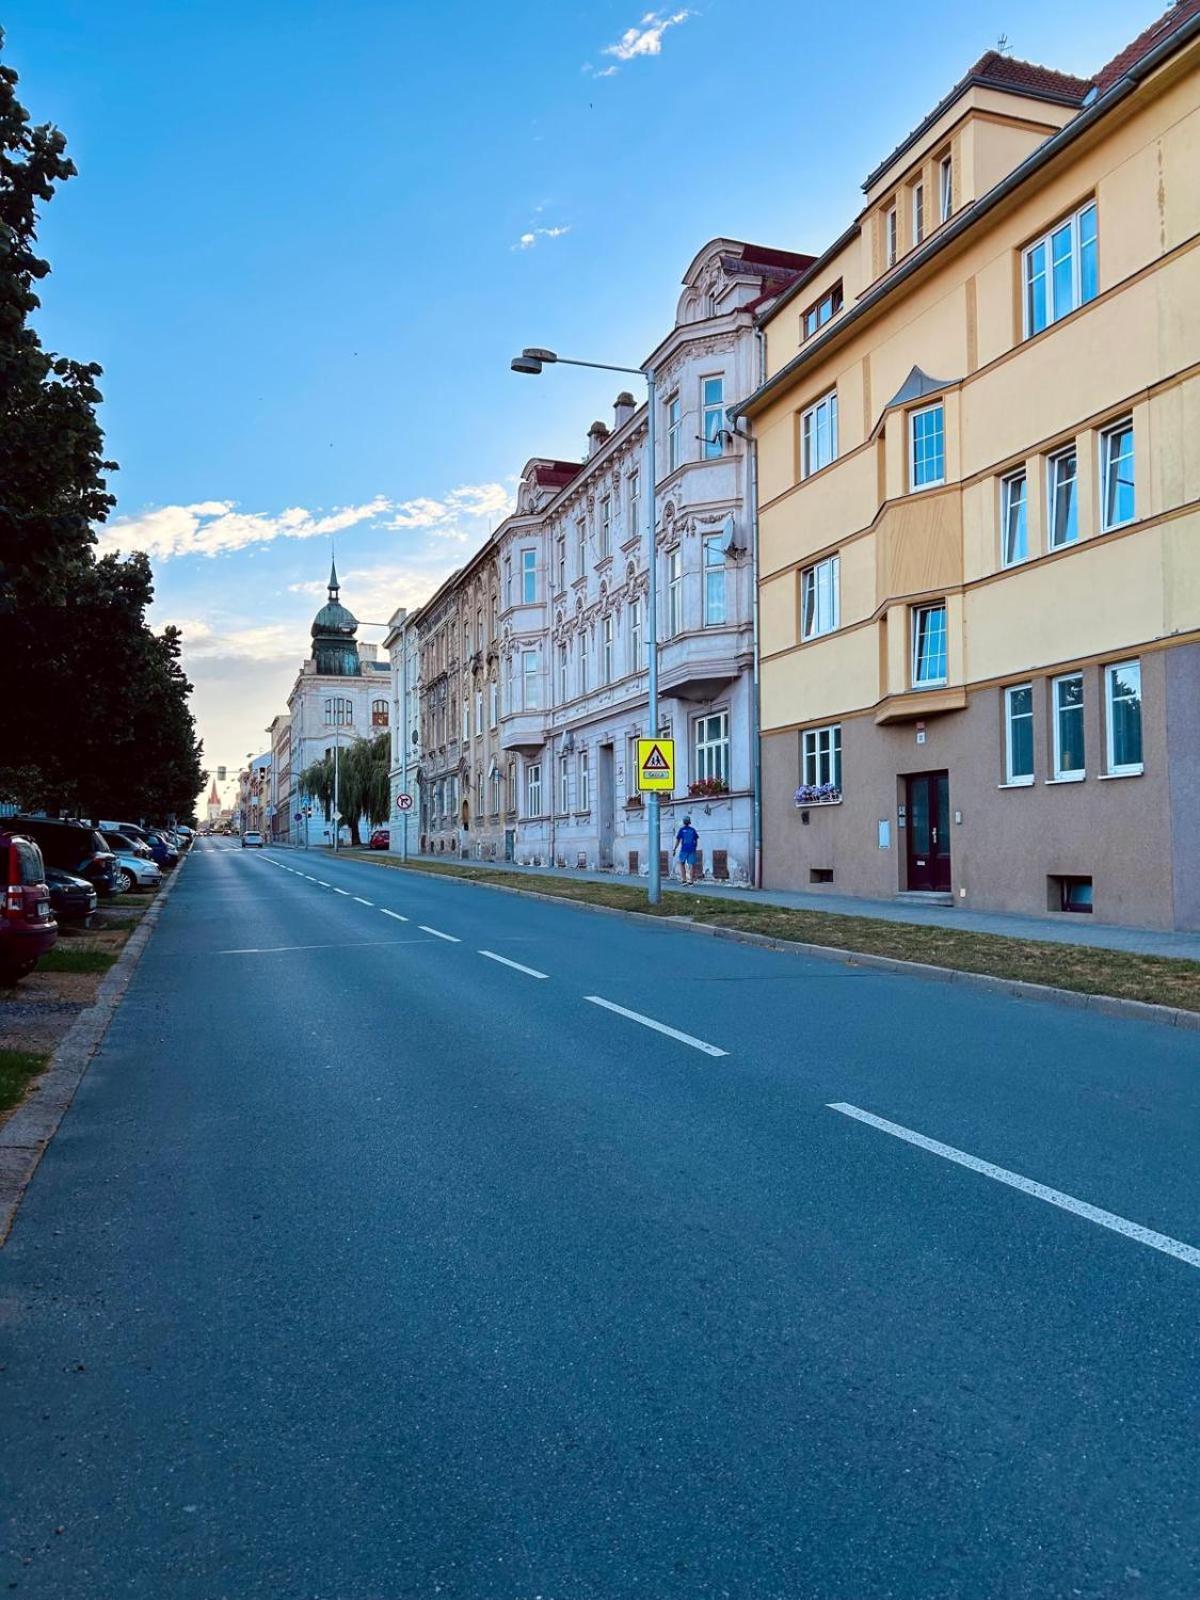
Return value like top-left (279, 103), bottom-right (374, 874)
top-left (679, 851), bottom-right (697, 867)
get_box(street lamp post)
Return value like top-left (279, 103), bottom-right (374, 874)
top-left (511, 348), bottom-right (662, 907)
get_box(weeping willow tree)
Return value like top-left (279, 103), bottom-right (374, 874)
top-left (298, 733), bottom-right (389, 847)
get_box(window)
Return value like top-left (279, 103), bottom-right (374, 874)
top-left (488, 681), bottom-right (497, 729)
top-left (668, 547), bottom-right (683, 636)
top-left (1047, 447), bottom-right (1078, 548)
top-left (462, 698), bottom-right (469, 742)
top-left (1004, 684), bottom-right (1034, 784)
top-left (667, 394), bottom-right (681, 472)
top-left (490, 596), bottom-right (497, 638)
top-left (629, 471), bottom-right (640, 540)
top-left (557, 643), bottom-right (568, 702)
top-left (521, 548), bottom-right (537, 604)
top-left (578, 628), bottom-right (589, 694)
top-left (504, 557), bottom-right (512, 609)
top-left (703, 535), bottom-right (726, 626)
top-left (801, 554), bottom-right (840, 640)
top-left (1052, 672), bottom-right (1085, 779)
top-left (1105, 660), bottom-right (1143, 774)
top-left (324, 696), bottom-right (352, 726)
top-left (629, 596), bottom-right (643, 672)
top-left (1001, 470), bottom-right (1028, 566)
top-left (884, 204), bottom-right (898, 267)
top-left (910, 403), bottom-right (944, 489)
top-left (912, 603), bottom-right (947, 686)
top-left (555, 535), bottom-right (566, 591)
top-left (802, 283), bottom-right (843, 340)
top-left (506, 760), bottom-right (516, 812)
top-left (939, 154), bottom-right (952, 223)
top-left (463, 622), bottom-right (470, 657)
top-left (558, 753), bottom-right (570, 813)
top-left (1101, 418), bottom-right (1135, 530)
top-left (475, 690), bottom-right (483, 737)
top-left (600, 496), bottom-right (611, 557)
top-left (371, 698), bottom-right (389, 728)
top-left (526, 762), bottom-right (542, 816)
top-left (578, 748), bottom-right (590, 810)
top-left (602, 614), bottom-right (613, 684)
top-left (504, 653), bottom-right (514, 715)
top-left (702, 376), bottom-right (725, 458)
top-left (1023, 200), bottom-right (1098, 336)
top-left (522, 648), bottom-right (539, 710)
top-left (576, 518), bottom-right (587, 578)
top-left (802, 724), bottom-right (842, 790)
top-left (801, 390), bottom-right (838, 477)
top-left (912, 181), bottom-right (925, 246)
top-left (694, 710), bottom-right (729, 784)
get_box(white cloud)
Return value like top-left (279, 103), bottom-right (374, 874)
top-left (164, 617), bottom-right (301, 664)
top-left (511, 225), bottom-right (572, 252)
top-left (97, 496), bottom-right (393, 562)
top-left (287, 555), bottom-right (463, 626)
top-left (385, 481), bottom-right (515, 533)
top-left (599, 9), bottom-right (692, 69)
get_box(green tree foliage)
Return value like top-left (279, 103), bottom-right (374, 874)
top-left (0, 31), bottom-right (204, 821)
top-left (298, 733), bottom-right (389, 846)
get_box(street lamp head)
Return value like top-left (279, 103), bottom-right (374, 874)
top-left (522, 347), bottom-right (557, 363)
top-left (510, 356), bottom-right (543, 375)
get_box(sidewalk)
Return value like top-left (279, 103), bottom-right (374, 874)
top-left (361, 851), bottom-right (1200, 963)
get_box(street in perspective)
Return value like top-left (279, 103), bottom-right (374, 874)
top-left (2, 2), bottom-right (1200, 1596)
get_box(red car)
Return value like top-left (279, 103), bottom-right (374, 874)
top-left (368, 828), bottom-right (390, 850)
top-left (0, 830), bottom-right (58, 983)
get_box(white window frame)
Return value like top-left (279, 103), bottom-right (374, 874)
top-left (1003, 683), bottom-right (1035, 785)
top-left (526, 761), bottom-right (542, 817)
top-left (602, 614), bottom-right (613, 684)
top-left (503, 557), bottom-right (512, 609)
top-left (474, 690), bottom-right (483, 737)
top-left (576, 518), bottom-right (587, 578)
top-left (555, 535), bottom-right (566, 592)
top-left (1100, 417), bottom-right (1135, 532)
top-left (801, 390), bottom-right (838, 478)
top-left (521, 648), bottom-right (539, 711)
top-left (558, 752), bottom-right (570, 813)
top-left (939, 154), bottom-right (952, 223)
top-left (801, 724), bottom-right (842, 790)
top-left (911, 602), bottom-right (948, 687)
top-left (578, 747), bottom-right (590, 811)
top-left (488, 681), bottom-right (497, 729)
top-left (600, 496), bottom-right (611, 557)
top-left (628, 471), bottom-right (640, 540)
top-left (884, 204), bottom-right (897, 267)
top-left (520, 548), bottom-right (537, 605)
top-left (1051, 672), bottom-right (1086, 781)
top-left (1047, 446), bottom-right (1079, 549)
top-left (693, 709), bottom-right (729, 785)
top-left (557, 643), bottom-right (568, 703)
top-left (578, 628), bottom-right (589, 694)
top-left (701, 376), bottom-right (725, 459)
top-left (703, 535), bottom-right (726, 626)
top-left (909, 403), bottom-right (945, 491)
top-left (1104, 660), bottom-right (1143, 776)
top-left (1022, 200), bottom-right (1098, 338)
top-left (666, 394), bottom-right (681, 472)
top-left (629, 596), bottom-right (643, 673)
top-left (461, 698), bottom-right (469, 742)
top-left (667, 547), bottom-right (683, 636)
top-left (1001, 468), bottom-right (1028, 567)
top-left (912, 181), bottom-right (925, 246)
top-left (801, 554), bottom-right (840, 641)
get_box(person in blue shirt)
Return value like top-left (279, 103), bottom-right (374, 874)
top-left (673, 815), bottom-right (700, 885)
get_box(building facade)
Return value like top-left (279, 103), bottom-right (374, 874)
top-left (266, 713), bottom-right (292, 842)
top-left (742, 6), bottom-right (1200, 927)
top-left (383, 607), bottom-right (420, 852)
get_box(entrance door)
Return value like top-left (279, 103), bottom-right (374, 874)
top-left (905, 771), bottom-right (951, 891)
top-left (597, 744), bottom-right (615, 868)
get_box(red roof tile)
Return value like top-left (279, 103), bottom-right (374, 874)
top-left (963, 49), bottom-right (1092, 103)
top-left (532, 461), bottom-right (583, 489)
top-left (1092, 0), bottom-right (1200, 92)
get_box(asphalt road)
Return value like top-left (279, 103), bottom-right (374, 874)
top-left (2, 843), bottom-right (1199, 1599)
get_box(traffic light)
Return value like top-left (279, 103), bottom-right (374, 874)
top-left (217, 766), bottom-right (227, 781)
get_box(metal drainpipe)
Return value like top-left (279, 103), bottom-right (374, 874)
top-left (750, 324), bottom-right (766, 890)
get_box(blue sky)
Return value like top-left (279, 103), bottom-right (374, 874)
top-left (6, 0), bottom-right (1151, 797)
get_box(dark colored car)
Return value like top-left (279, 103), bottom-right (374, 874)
top-left (12, 817), bottom-right (120, 899)
top-left (369, 828), bottom-right (390, 850)
top-left (0, 831), bottom-right (57, 983)
top-left (145, 832), bottom-right (179, 869)
top-left (46, 867), bottom-right (97, 928)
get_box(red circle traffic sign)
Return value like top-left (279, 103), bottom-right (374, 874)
top-left (395, 793), bottom-right (414, 813)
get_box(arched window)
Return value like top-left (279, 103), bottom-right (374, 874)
top-left (371, 698), bottom-right (389, 728)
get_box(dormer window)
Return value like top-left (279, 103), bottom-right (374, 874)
top-left (802, 282), bottom-right (843, 341)
top-left (912, 181), bottom-right (925, 246)
top-left (884, 204), bottom-right (898, 268)
top-left (939, 154), bottom-right (953, 223)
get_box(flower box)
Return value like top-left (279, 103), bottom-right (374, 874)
top-left (688, 777), bottom-right (729, 799)
top-left (794, 785), bottom-right (842, 807)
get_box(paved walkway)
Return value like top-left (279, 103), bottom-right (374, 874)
top-left (316, 847), bottom-right (1200, 962)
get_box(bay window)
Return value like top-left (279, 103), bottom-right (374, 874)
top-left (801, 390), bottom-right (838, 477)
top-left (801, 554), bottom-right (840, 640)
top-left (1023, 201), bottom-right (1098, 336)
top-left (912, 603), bottom-right (947, 686)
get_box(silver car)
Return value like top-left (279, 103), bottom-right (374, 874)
top-left (108, 846), bottom-right (162, 894)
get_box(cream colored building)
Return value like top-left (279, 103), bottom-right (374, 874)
top-left (739, 5), bottom-right (1200, 928)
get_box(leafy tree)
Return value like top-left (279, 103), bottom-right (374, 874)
top-left (298, 733), bottom-right (389, 846)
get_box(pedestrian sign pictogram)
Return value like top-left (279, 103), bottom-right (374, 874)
top-left (636, 738), bottom-right (676, 792)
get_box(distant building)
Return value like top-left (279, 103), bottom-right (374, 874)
top-left (206, 780), bottom-right (221, 825)
top-left (266, 714), bottom-right (292, 842)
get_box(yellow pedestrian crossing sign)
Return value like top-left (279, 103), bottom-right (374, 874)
top-left (636, 738), bottom-right (676, 792)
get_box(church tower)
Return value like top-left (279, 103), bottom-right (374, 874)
top-left (310, 559), bottom-right (361, 677)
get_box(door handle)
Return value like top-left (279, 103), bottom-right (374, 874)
top-left (931, 826), bottom-right (938, 844)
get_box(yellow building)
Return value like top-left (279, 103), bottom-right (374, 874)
top-left (739, 3), bottom-right (1200, 928)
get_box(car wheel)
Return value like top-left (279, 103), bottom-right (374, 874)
top-left (119, 868), bottom-right (136, 893)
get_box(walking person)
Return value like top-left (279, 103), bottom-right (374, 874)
top-left (673, 815), bottom-right (700, 885)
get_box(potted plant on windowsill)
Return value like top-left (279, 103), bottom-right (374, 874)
top-left (688, 776), bottom-right (729, 799)
top-left (794, 783), bottom-right (841, 807)
top-left (625, 793), bottom-right (644, 809)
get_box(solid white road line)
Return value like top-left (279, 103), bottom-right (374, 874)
top-left (478, 950), bottom-right (548, 979)
top-left (828, 1102), bottom-right (1200, 1271)
top-left (419, 925), bottom-right (460, 942)
top-left (353, 896), bottom-right (373, 905)
top-left (584, 996), bottom-right (727, 1057)
top-left (218, 940), bottom-right (419, 955)
top-left (380, 909), bottom-right (408, 922)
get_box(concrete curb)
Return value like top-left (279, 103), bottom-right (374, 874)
top-left (346, 855), bottom-right (1200, 1034)
top-left (0, 855), bottom-right (188, 1247)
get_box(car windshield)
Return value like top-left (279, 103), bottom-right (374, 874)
top-left (14, 839), bottom-right (46, 886)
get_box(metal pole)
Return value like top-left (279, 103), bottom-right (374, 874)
top-left (645, 370), bottom-right (660, 907)
top-left (333, 723), bottom-right (339, 854)
top-left (401, 629), bottom-right (410, 862)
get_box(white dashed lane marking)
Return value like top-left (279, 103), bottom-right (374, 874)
top-left (478, 950), bottom-right (548, 979)
top-left (419, 926), bottom-right (460, 943)
top-left (584, 996), bottom-right (727, 1057)
top-left (380, 909), bottom-right (408, 922)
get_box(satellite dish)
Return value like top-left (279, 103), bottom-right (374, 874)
top-left (721, 514), bottom-right (744, 558)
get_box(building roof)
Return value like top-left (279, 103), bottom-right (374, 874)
top-left (1093, 0), bottom-right (1200, 92)
top-left (533, 460), bottom-right (585, 490)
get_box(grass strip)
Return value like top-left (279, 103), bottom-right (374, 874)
top-left (39, 948), bottom-right (118, 975)
top-left (0, 1049), bottom-right (49, 1116)
top-left (339, 852), bottom-right (1200, 1013)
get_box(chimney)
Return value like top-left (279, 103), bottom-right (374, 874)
top-left (613, 391), bottom-right (635, 430)
top-left (587, 420), bottom-right (610, 458)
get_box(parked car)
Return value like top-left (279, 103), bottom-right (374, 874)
top-left (0, 831), bottom-right (57, 983)
top-left (144, 832), bottom-right (179, 870)
top-left (100, 820), bottom-right (150, 845)
top-left (101, 829), bottom-right (153, 861)
top-left (12, 817), bottom-right (119, 899)
top-left (45, 866), bottom-right (97, 928)
top-left (368, 828), bottom-right (390, 850)
top-left (241, 831), bottom-right (264, 849)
